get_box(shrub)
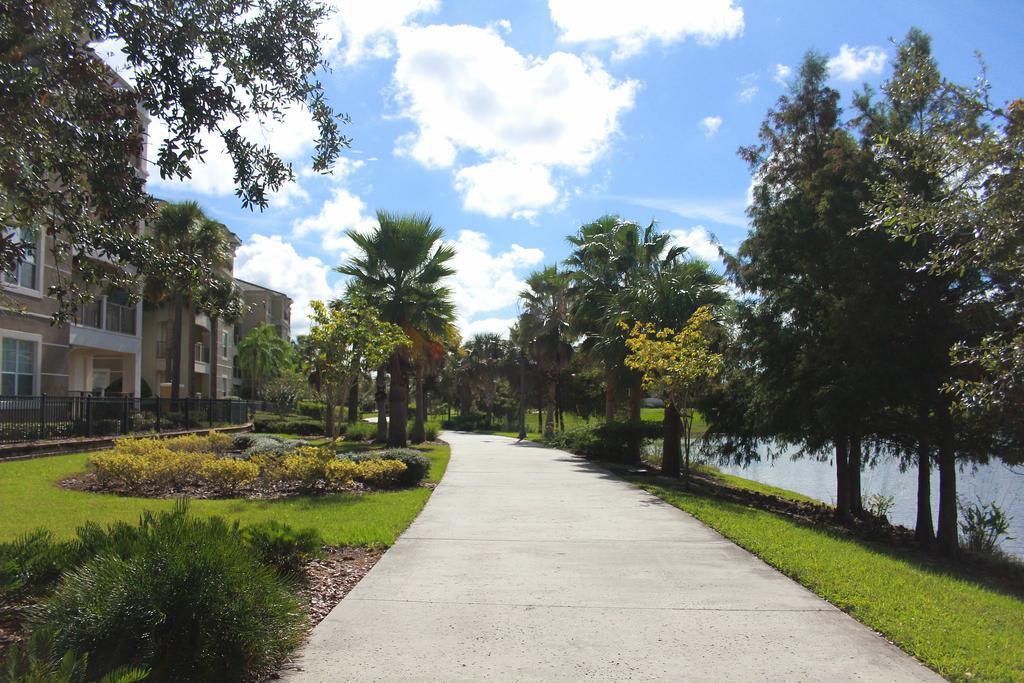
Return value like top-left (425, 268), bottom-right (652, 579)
top-left (33, 503), bottom-right (306, 682)
top-left (352, 459), bottom-right (407, 487)
top-left (0, 530), bottom-right (75, 614)
top-left (277, 446), bottom-right (337, 490)
top-left (162, 434), bottom-right (214, 453)
top-left (347, 449), bottom-right (430, 487)
top-left (424, 421), bottom-right (441, 441)
top-left (296, 401), bottom-right (327, 421)
top-left (205, 431), bottom-right (234, 454)
top-left (325, 459), bottom-right (360, 487)
top-left (242, 435), bottom-right (307, 459)
top-left (959, 500), bottom-right (1014, 555)
top-left (199, 458), bottom-right (260, 493)
top-left (252, 412), bottom-right (323, 436)
top-left (440, 412), bottom-right (492, 432)
top-left (546, 420), bottom-right (662, 461)
top-left (344, 421), bottom-right (376, 441)
top-left (89, 451), bottom-right (148, 489)
top-left (244, 521), bottom-right (324, 576)
top-left (0, 629), bottom-right (148, 683)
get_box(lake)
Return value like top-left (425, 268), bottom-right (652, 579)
top-left (673, 441), bottom-right (1024, 559)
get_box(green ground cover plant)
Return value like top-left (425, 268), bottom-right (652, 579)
top-left (0, 441), bottom-right (450, 547)
top-left (638, 479), bottom-right (1024, 682)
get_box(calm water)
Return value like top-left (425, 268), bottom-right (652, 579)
top-left (668, 441), bottom-right (1024, 559)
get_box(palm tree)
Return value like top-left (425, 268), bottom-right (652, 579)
top-left (629, 258), bottom-right (729, 477)
top-left (463, 332), bottom-right (507, 424)
top-left (338, 211), bottom-right (456, 447)
top-left (565, 216), bottom-right (683, 461)
top-left (145, 201), bottom-right (237, 400)
top-left (237, 322), bottom-right (291, 398)
top-left (519, 266), bottom-right (572, 440)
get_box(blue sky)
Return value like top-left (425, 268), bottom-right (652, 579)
top-left (130, 0), bottom-right (1024, 338)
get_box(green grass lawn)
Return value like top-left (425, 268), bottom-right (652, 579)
top-left (0, 440), bottom-right (449, 547)
top-left (638, 478), bottom-right (1024, 682)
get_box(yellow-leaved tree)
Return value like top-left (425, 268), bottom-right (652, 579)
top-left (622, 305), bottom-right (723, 482)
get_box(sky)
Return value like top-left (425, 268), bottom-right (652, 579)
top-left (113, 0), bottom-right (1024, 338)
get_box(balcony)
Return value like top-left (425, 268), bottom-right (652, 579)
top-left (76, 299), bottom-right (137, 336)
top-left (193, 342), bottom-right (211, 374)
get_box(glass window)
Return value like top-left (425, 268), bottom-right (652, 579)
top-left (3, 227), bottom-right (38, 290)
top-left (1, 338), bottom-right (35, 396)
top-left (221, 331), bottom-right (229, 358)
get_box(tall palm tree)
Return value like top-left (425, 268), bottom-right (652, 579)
top-left (338, 211), bottom-right (456, 447)
top-left (519, 266), bottom-right (572, 440)
top-left (145, 201), bottom-right (237, 400)
top-left (565, 216), bottom-right (683, 461)
top-left (463, 332), bottom-right (507, 423)
top-left (237, 322), bottom-right (291, 398)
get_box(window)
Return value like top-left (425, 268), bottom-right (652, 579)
top-left (221, 331), bottom-right (229, 359)
top-left (221, 377), bottom-right (228, 396)
top-left (2, 337), bottom-right (35, 396)
top-left (3, 227), bottom-right (39, 291)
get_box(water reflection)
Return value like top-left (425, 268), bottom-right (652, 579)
top-left (649, 440), bottom-right (1024, 559)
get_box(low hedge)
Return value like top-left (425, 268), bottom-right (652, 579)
top-left (347, 448), bottom-right (431, 487)
top-left (546, 420), bottom-right (663, 461)
top-left (252, 412), bottom-right (324, 436)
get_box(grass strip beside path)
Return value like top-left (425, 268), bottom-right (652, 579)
top-left (639, 480), bottom-right (1024, 682)
top-left (0, 441), bottom-right (449, 547)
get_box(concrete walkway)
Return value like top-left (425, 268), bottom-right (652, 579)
top-left (282, 432), bottom-right (940, 682)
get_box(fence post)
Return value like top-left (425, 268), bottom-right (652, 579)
top-left (208, 397), bottom-right (214, 428)
top-left (227, 397), bottom-right (233, 425)
top-left (85, 395), bottom-right (93, 437)
top-left (39, 393), bottom-right (46, 440)
top-left (155, 396), bottom-right (161, 433)
top-left (121, 394), bottom-right (129, 435)
top-left (185, 397), bottom-right (190, 429)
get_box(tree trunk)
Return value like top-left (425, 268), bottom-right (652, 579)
top-left (662, 403), bottom-right (682, 478)
top-left (604, 366), bottom-right (616, 423)
top-left (835, 436), bottom-right (851, 522)
top-left (555, 376), bottom-right (564, 433)
top-left (915, 437), bottom-right (935, 545)
top-left (627, 373), bottom-right (642, 464)
top-left (411, 363), bottom-right (426, 444)
top-left (543, 370), bottom-right (557, 440)
top-left (849, 434), bottom-right (865, 519)
top-left (347, 361), bottom-right (359, 423)
top-left (170, 296), bottom-right (184, 400)
top-left (387, 351), bottom-right (409, 447)
top-left (375, 363), bottom-right (388, 443)
top-left (518, 348), bottom-right (527, 439)
top-left (325, 385), bottom-right (336, 441)
top-left (936, 410), bottom-right (958, 555)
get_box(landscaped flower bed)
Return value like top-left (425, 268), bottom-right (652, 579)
top-left (59, 433), bottom-right (432, 499)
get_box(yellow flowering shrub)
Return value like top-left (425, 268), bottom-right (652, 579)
top-left (352, 459), bottom-right (407, 487)
top-left (90, 451), bottom-right (148, 489)
top-left (163, 434), bottom-right (215, 453)
top-left (199, 458), bottom-right (260, 492)
top-left (325, 459), bottom-right (360, 487)
top-left (206, 431), bottom-right (234, 453)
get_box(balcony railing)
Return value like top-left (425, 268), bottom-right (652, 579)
top-left (75, 298), bottom-right (137, 336)
top-left (194, 342), bottom-right (211, 364)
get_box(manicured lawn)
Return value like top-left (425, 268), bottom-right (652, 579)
top-left (638, 479), bottom-right (1024, 682)
top-left (0, 440), bottom-right (449, 547)
top-left (692, 464), bottom-right (819, 504)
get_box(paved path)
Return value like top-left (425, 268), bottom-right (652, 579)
top-left (282, 432), bottom-right (940, 682)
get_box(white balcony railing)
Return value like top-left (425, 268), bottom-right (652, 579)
top-left (75, 298), bottom-right (137, 336)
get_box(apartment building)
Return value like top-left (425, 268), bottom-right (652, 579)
top-left (236, 279), bottom-right (292, 341)
top-left (0, 62), bottom-right (147, 398)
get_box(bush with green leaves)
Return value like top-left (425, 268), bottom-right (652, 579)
top-left (0, 531), bottom-right (76, 616)
top-left (239, 435), bottom-right (308, 459)
top-left (244, 521), bottom-right (324, 577)
top-left (545, 420), bottom-right (663, 461)
top-left (441, 412), bottom-right (493, 432)
top-left (253, 412), bottom-right (323, 436)
top-left (346, 449), bottom-right (431, 487)
top-left (344, 421), bottom-right (376, 441)
top-left (32, 503), bottom-right (306, 682)
top-left (0, 629), bottom-right (148, 683)
top-left (959, 499), bottom-right (1014, 555)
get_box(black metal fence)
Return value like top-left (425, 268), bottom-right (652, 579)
top-left (0, 395), bottom-right (277, 444)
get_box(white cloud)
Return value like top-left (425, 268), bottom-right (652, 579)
top-left (392, 23), bottom-right (637, 218)
top-left (700, 116), bottom-right (723, 138)
top-left (291, 185), bottom-right (377, 256)
top-left (461, 317), bottom-right (516, 338)
top-left (828, 45), bottom-right (887, 81)
top-left (669, 226), bottom-right (721, 262)
top-left (454, 160), bottom-right (560, 220)
top-left (321, 0), bottom-right (439, 65)
top-left (773, 63), bottom-right (792, 85)
top-left (234, 234), bottom-right (346, 337)
top-left (737, 72), bottom-right (758, 103)
top-left (145, 102), bottom-right (321, 200)
top-left (447, 230), bottom-right (544, 334)
top-left (548, 0), bottom-right (744, 59)
top-left (615, 194), bottom-right (748, 228)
